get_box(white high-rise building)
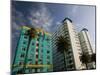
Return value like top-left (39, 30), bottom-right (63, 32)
top-left (78, 28), bottom-right (95, 69)
top-left (52, 18), bottom-right (84, 71)
top-left (78, 28), bottom-right (94, 54)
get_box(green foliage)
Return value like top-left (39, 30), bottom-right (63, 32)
top-left (80, 52), bottom-right (91, 69)
top-left (56, 36), bottom-right (69, 52)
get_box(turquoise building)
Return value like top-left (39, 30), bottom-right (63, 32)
top-left (12, 26), bottom-right (53, 74)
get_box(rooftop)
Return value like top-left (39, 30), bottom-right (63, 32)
top-left (81, 28), bottom-right (88, 31)
top-left (21, 26), bottom-right (51, 36)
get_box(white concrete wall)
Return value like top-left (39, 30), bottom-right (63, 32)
top-left (64, 20), bottom-right (83, 70)
top-left (79, 31), bottom-right (93, 54)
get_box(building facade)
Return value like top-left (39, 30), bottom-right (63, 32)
top-left (52, 18), bottom-right (83, 71)
top-left (78, 28), bottom-right (95, 69)
top-left (12, 26), bottom-right (53, 74)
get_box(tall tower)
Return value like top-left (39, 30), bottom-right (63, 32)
top-left (52, 18), bottom-right (83, 71)
top-left (78, 28), bottom-right (95, 69)
top-left (78, 28), bottom-right (94, 55)
top-left (12, 26), bottom-right (53, 74)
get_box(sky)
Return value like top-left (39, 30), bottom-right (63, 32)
top-left (11, 1), bottom-right (96, 62)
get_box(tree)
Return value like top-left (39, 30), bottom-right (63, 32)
top-left (80, 52), bottom-right (91, 69)
top-left (91, 53), bottom-right (96, 63)
top-left (56, 36), bottom-right (69, 70)
top-left (91, 53), bottom-right (96, 68)
top-left (56, 36), bottom-right (69, 52)
top-left (25, 27), bottom-right (37, 39)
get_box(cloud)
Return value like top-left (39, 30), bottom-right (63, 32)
top-left (12, 7), bottom-right (26, 40)
top-left (27, 4), bottom-right (53, 32)
top-left (12, 22), bottom-right (20, 31)
top-left (71, 6), bottom-right (79, 14)
top-left (12, 3), bottom-right (54, 42)
top-left (64, 5), bottom-right (79, 19)
top-left (56, 21), bottom-right (61, 25)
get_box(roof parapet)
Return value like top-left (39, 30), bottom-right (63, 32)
top-left (62, 17), bottom-right (72, 23)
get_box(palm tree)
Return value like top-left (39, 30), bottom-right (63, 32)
top-left (25, 27), bottom-right (37, 39)
top-left (91, 53), bottom-right (96, 63)
top-left (80, 52), bottom-right (91, 70)
top-left (91, 53), bottom-right (96, 68)
top-left (56, 36), bottom-right (69, 70)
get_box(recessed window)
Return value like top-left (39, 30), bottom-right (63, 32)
top-left (39, 59), bottom-right (42, 64)
top-left (20, 54), bottom-right (25, 58)
top-left (36, 43), bottom-right (39, 46)
top-left (32, 42), bottom-right (34, 45)
top-left (36, 55), bottom-right (38, 58)
top-left (69, 60), bottom-right (72, 63)
top-left (36, 61), bottom-right (38, 64)
top-left (47, 61), bottom-right (50, 64)
top-left (47, 51), bottom-right (50, 54)
top-left (39, 59), bottom-right (42, 61)
top-left (24, 31), bottom-right (28, 35)
top-left (70, 65), bottom-right (74, 68)
top-left (28, 59), bottom-right (32, 61)
top-left (24, 36), bottom-right (27, 39)
top-left (47, 56), bottom-right (50, 59)
top-left (29, 62), bottom-right (32, 64)
top-left (22, 47), bottom-right (25, 51)
top-left (38, 33), bottom-right (40, 36)
top-left (19, 62), bottom-right (23, 65)
top-left (37, 38), bottom-right (39, 41)
top-left (46, 38), bottom-right (49, 41)
top-left (23, 41), bottom-right (26, 44)
top-left (29, 69), bottom-right (32, 72)
top-left (68, 51), bottom-right (71, 54)
top-left (36, 48), bottom-right (38, 52)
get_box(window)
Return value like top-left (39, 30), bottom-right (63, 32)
top-left (46, 38), bottom-right (49, 41)
top-left (39, 59), bottom-right (42, 61)
top-left (37, 38), bottom-right (39, 41)
top-left (23, 41), bottom-right (26, 44)
top-left (32, 42), bottom-right (34, 45)
top-left (69, 60), bottom-right (73, 63)
top-left (47, 56), bottom-right (50, 59)
top-left (36, 48), bottom-right (38, 52)
top-left (39, 59), bottom-right (42, 64)
top-left (36, 61), bottom-right (38, 64)
top-left (36, 55), bottom-right (38, 58)
top-left (29, 69), bottom-right (32, 72)
top-left (38, 33), bottom-right (40, 36)
top-left (19, 62), bottom-right (23, 65)
top-left (22, 47), bottom-right (25, 51)
top-left (68, 51), bottom-right (71, 54)
top-left (20, 54), bottom-right (25, 58)
top-left (36, 43), bottom-right (39, 46)
top-left (24, 31), bottom-right (28, 35)
top-left (68, 65), bottom-right (73, 68)
top-left (47, 61), bottom-right (50, 64)
top-left (29, 62), bottom-right (32, 65)
top-left (28, 59), bottom-right (32, 61)
top-left (24, 36), bottom-right (27, 39)
top-left (47, 51), bottom-right (50, 54)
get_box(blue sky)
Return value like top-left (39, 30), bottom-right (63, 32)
top-left (12, 1), bottom-right (96, 62)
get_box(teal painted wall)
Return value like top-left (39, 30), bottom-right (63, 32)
top-left (12, 27), bottom-right (30, 73)
top-left (12, 26), bottom-right (53, 74)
